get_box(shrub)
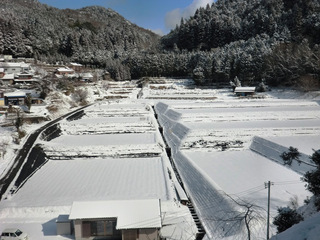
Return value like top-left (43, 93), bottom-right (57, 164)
top-left (303, 150), bottom-right (320, 196)
top-left (280, 146), bottom-right (301, 166)
top-left (273, 207), bottom-right (303, 233)
top-left (18, 129), bottom-right (26, 139)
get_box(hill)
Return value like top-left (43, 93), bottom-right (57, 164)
top-left (125, 0), bottom-right (320, 86)
top-left (155, 0), bottom-right (319, 86)
top-left (1, 0), bottom-right (320, 86)
top-left (0, 0), bottom-right (159, 79)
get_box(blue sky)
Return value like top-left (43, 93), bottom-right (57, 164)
top-left (38, 0), bottom-right (214, 35)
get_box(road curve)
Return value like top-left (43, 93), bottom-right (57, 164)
top-left (0, 104), bottom-right (93, 200)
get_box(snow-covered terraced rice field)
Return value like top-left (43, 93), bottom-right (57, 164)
top-left (0, 98), bottom-right (198, 240)
top-left (155, 95), bottom-right (320, 239)
top-left (1, 157), bottom-right (171, 208)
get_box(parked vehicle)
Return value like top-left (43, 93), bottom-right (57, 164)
top-left (0, 229), bottom-right (28, 240)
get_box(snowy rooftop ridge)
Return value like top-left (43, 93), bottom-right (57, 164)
top-left (69, 199), bottom-right (162, 229)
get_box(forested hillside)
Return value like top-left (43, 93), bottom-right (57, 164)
top-left (155, 0), bottom-right (320, 87)
top-left (1, 0), bottom-right (320, 87)
top-left (0, 0), bottom-right (159, 79)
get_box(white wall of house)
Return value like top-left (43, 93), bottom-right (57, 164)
top-left (74, 220), bottom-right (82, 240)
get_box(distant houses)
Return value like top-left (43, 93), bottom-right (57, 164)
top-left (0, 61), bottom-right (36, 85)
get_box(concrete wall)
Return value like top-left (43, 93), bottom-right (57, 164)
top-left (122, 229), bottom-right (159, 240)
top-left (139, 229), bottom-right (159, 240)
top-left (74, 220), bottom-right (82, 239)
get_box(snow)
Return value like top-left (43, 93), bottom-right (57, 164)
top-left (270, 212), bottom-right (320, 240)
top-left (153, 83), bottom-right (320, 239)
top-left (265, 135), bottom-right (320, 155)
top-left (69, 199), bottom-right (162, 229)
top-left (1, 157), bottom-right (170, 207)
top-left (47, 133), bottom-right (157, 146)
top-left (0, 78), bottom-right (319, 240)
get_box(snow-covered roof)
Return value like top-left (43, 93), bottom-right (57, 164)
top-left (20, 63), bottom-right (30, 68)
top-left (1, 73), bottom-right (14, 80)
top-left (4, 91), bottom-right (26, 97)
top-left (56, 67), bottom-right (74, 72)
top-left (0, 62), bottom-right (21, 68)
top-left (69, 62), bottom-right (82, 67)
top-left (69, 199), bottom-right (162, 229)
top-left (81, 72), bottom-right (93, 78)
top-left (234, 87), bottom-right (256, 93)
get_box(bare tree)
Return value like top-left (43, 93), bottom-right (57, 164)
top-left (73, 88), bottom-right (89, 105)
top-left (25, 93), bottom-right (32, 111)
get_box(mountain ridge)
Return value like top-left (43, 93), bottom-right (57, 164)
top-left (0, 0), bottom-right (160, 65)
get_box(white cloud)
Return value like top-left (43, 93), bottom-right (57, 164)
top-left (165, 0), bottom-right (214, 31)
top-left (151, 28), bottom-right (165, 36)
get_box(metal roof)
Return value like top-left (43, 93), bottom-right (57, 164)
top-left (234, 87), bottom-right (256, 93)
top-left (69, 199), bottom-right (162, 229)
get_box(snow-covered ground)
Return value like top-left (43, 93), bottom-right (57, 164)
top-left (0, 78), bottom-right (320, 239)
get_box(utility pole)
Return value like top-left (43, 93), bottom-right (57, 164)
top-left (265, 181), bottom-right (273, 239)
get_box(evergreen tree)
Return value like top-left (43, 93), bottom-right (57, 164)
top-left (273, 207), bottom-right (303, 233)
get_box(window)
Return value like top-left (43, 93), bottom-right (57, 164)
top-left (84, 220), bottom-right (119, 237)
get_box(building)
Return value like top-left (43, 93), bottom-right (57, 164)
top-left (4, 91), bottom-right (26, 106)
top-left (56, 67), bottom-right (75, 76)
top-left (234, 87), bottom-right (256, 96)
top-left (69, 199), bottom-right (162, 240)
top-left (1, 73), bottom-right (15, 85)
top-left (69, 63), bottom-right (83, 72)
top-left (0, 62), bottom-right (31, 74)
top-left (81, 72), bottom-right (94, 82)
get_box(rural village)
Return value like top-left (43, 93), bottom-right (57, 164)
top-left (0, 54), bottom-right (320, 240)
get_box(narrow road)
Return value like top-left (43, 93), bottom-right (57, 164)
top-left (0, 104), bottom-right (92, 200)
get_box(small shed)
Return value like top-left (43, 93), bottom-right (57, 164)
top-left (56, 215), bottom-right (72, 235)
top-left (234, 87), bottom-right (256, 96)
top-left (69, 199), bottom-right (162, 240)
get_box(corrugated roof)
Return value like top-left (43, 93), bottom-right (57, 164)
top-left (234, 87), bottom-right (256, 93)
top-left (69, 199), bottom-right (161, 229)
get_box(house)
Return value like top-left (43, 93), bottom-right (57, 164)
top-left (4, 91), bottom-right (26, 106)
top-left (68, 199), bottom-right (162, 240)
top-left (15, 72), bottom-right (34, 80)
top-left (1, 73), bottom-right (15, 85)
top-left (69, 63), bottom-right (83, 72)
top-left (234, 87), bottom-right (256, 97)
top-left (0, 62), bottom-right (31, 74)
top-left (81, 72), bottom-right (94, 82)
top-left (56, 67), bottom-right (75, 76)
top-left (14, 72), bottom-right (38, 85)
